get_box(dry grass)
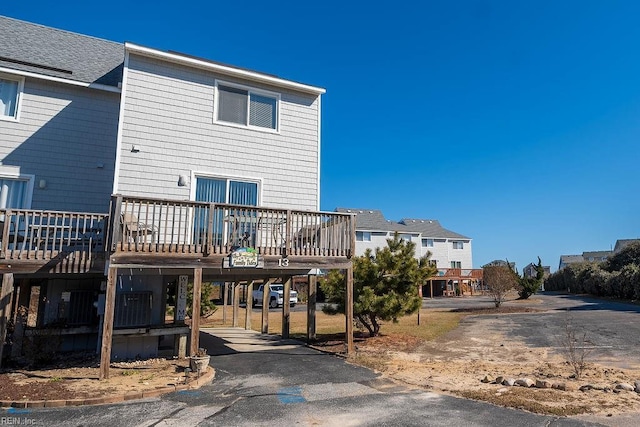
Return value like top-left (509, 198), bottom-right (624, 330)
top-left (200, 305), bottom-right (346, 337)
top-left (200, 306), bottom-right (464, 346)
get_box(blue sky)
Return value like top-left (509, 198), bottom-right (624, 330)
top-left (4, 1), bottom-right (640, 271)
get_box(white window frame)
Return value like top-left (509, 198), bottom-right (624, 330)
top-left (0, 167), bottom-right (34, 209)
top-left (450, 261), bottom-right (461, 269)
top-left (400, 234), bottom-right (412, 242)
top-left (452, 241), bottom-right (464, 250)
top-left (356, 231), bottom-right (371, 242)
top-left (422, 238), bottom-right (434, 247)
top-left (190, 171), bottom-right (263, 205)
top-left (213, 80), bottom-right (280, 133)
top-left (0, 73), bottom-right (24, 122)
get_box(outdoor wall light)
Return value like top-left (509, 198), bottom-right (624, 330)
top-left (178, 175), bottom-right (188, 186)
top-left (38, 179), bottom-right (47, 189)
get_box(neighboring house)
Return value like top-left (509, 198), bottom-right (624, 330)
top-left (522, 262), bottom-right (551, 291)
top-left (336, 208), bottom-right (473, 269)
top-left (335, 208), bottom-right (481, 296)
top-left (522, 263), bottom-right (551, 279)
top-left (558, 255), bottom-right (584, 270)
top-left (613, 239), bottom-right (640, 253)
top-left (582, 251), bottom-right (612, 263)
top-left (0, 16), bottom-right (356, 374)
top-left (558, 250), bottom-right (613, 270)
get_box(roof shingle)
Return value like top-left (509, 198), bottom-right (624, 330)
top-left (0, 16), bottom-right (123, 87)
top-left (335, 208), bottom-right (470, 239)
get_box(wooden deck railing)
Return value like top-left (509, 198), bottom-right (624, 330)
top-left (0, 209), bottom-right (106, 262)
top-left (109, 195), bottom-right (355, 258)
top-left (433, 268), bottom-right (484, 279)
top-left (0, 196), bottom-right (355, 265)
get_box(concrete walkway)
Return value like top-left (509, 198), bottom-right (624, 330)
top-left (201, 327), bottom-right (305, 353)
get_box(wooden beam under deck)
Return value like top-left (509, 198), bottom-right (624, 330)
top-left (107, 254), bottom-right (352, 272)
top-left (0, 257), bottom-right (106, 275)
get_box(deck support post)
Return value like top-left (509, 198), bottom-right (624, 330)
top-left (0, 273), bottom-right (14, 368)
top-left (307, 274), bottom-right (317, 343)
top-left (232, 282), bottom-right (240, 327)
top-left (245, 280), bottom-right (254, 330)
top-left (11, 279), bottom-right (30, 358)
top-left (222, 282), bottom-right (227, 325)
top-left (261, 278), bottom-right (275, 334)
top-left (346, 264), bottom-right (354, 355)
top-left (282, 276), bottom-right (291, 339)
top-left (100, 266), bottom-right (117, 380)
top-left (189, 267), bottom-right (202, 356)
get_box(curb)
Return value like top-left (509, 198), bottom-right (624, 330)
top-left (0, 367), bottom-right (215, 409)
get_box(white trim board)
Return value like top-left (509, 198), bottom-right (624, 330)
top-left (0, 67), bottom-right (121, 94)
top-left (125, 43), bottom-right (326, 96)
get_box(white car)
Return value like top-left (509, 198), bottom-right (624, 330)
top-left (252, 284), bottom-right (298, 308)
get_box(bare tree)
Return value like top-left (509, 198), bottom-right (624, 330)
top-left (482, 264), bottom-right (517, 307)
top-left (558, 311), bottom-right (592, 379)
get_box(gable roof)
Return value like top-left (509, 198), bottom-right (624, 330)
top-left (334, 208), bottom-right (470, 239)
top-left (0, 15), bottom-right (123, 87)
top-left (559, 254), bottom-right (584, 269)
top-left (400, 218), bottom-right (470, 239)
top-left (335, 208), bottom-right (406, 232)
top-left (614, 239), bottom-right (640, 253)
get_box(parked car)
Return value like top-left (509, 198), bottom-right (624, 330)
top-left (253, 284), bottom-right (298, 308)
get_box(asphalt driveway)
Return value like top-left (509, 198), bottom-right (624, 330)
top-left (14, 324), bottom-right (606, 426)
top-left (428, 293), bottom-right (640, 370)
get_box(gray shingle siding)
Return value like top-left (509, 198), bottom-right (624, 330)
top-left (0, 16), bottom-right (123, 86)
top-left (0, 78), bottom-right (119, 212)
top-left (116, 54), bottom-right (320, 210)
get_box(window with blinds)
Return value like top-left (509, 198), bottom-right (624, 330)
top-left (0, 76), bottom-right (22, 121)
top-left (216, 82), bottom-right (278, 130)
top-left (0, 178), bottom-right (30, 209)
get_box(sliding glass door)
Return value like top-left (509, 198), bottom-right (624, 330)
top-left (193, 176), bottom-right (259, 247)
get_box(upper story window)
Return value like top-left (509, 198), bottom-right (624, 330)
top-left (0, 76), bottom-right (23, 121)
top-left (356, 231), bottom-right (371, 242)
top-left (452, 241), bottom-right (464, 250)
top-left (422, 238), bottom-right (434, 247)
top-left (400, 234), bottom-right (412, 242)
top-left (451, 261), bottom-right (461, 268)
top-left (215, 81), bottom-right (279, 131)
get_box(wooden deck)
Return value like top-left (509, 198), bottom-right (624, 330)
top-left (0, 194), bottom-right (355, 274)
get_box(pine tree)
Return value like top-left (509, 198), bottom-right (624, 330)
top-left (320, 233), bottom-right (436, 337)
